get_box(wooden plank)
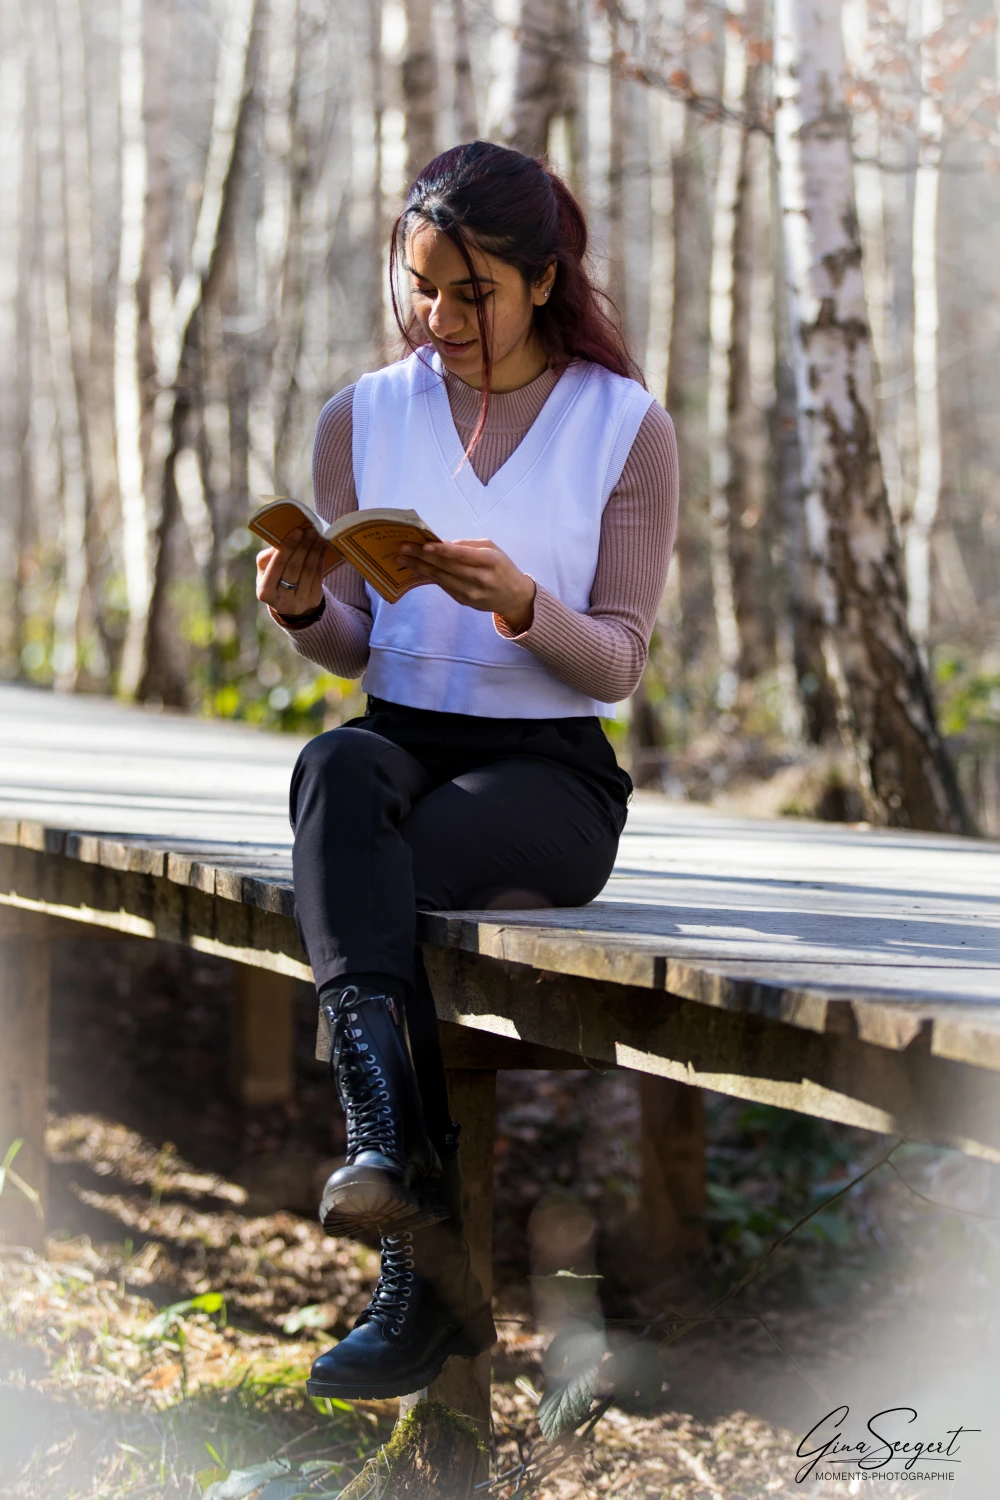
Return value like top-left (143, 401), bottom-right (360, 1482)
top-left (639, 1077), bottom-right (707, 1255)
top-left (4, 677), bottom-right (1000, 1075)
top-left (229, 964), bottom-right (298, 1106)
top-left (424, 948), bottom-right (1000, 1163)
top-left (427, 1069), bottom-right (496, 1439)
top-left (0, 908), bottom-right (51, 1250)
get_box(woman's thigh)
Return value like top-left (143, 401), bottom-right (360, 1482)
top-left (403, 757), bottom-right (624, 913)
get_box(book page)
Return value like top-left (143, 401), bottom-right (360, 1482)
top-left (248, 500), bottom-right (342, 576)
top-left (336, 518), bottom-right (437, 597)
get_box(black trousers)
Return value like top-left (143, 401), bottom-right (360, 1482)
top-left (289, 697), bottom-right (630, 1148)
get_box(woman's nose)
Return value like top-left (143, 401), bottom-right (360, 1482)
top-left (428, 296), bottom-right (466, 338)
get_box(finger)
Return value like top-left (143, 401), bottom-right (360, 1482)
top-left (259, 544), bottom-right (295, 601)
top-left (301, 538), bottom-right (328, 601)
top-left (276, 529), bottom-right (315, 593)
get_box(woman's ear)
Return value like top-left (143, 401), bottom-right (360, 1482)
top-left (531, 262), bottom-right (557, 306)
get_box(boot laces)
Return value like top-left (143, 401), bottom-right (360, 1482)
top-left (322, 987), bottom-right (398, 1160)
top-left (362, 1231), bottom-right (415, 1337)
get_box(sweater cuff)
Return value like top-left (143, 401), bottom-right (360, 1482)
top-left (493, 580), bottom-right (557, 646)
top-left (492, 577), bottom-right (539, 641)
top-left (270, 596), bottom-right (327, 631)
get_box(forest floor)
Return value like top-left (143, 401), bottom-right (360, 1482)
top-left (1, 933), bottom-right (998, 1499)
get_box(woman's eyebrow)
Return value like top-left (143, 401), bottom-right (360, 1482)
top-left (402, 261), bottom-right (499, 287)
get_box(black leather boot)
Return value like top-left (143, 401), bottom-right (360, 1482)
top-left (316, 982), bottom-right (447, 1238)
top-left (307, 1140), bottom-right (496, 1400)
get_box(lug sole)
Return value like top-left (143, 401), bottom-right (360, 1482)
top-left (320, 1169), bottom-right (448, 1239)
top-left (305, 1320), bottom-right (494, 1401)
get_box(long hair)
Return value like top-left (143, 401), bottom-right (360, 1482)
top-left (388, 140), bottom-right (644, 456)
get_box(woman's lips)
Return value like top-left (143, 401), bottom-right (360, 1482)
top-left (438, 337), bottom-right (476, 357)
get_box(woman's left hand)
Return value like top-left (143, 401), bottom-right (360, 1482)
top-left (398, 538), bottom-right (536, 633)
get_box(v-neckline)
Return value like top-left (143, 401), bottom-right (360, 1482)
top-left (421, 352), bottom-right (588, 519)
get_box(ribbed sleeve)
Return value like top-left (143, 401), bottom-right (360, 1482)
top-left (268, 386), bottom-right (373, 679)
top-left (492, 404), bottom-right (678, 702)
top-left (269, 366), bottom-right (679, 702)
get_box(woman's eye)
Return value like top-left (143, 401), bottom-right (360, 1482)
top-left (411, 285), bottom-right (433, 298)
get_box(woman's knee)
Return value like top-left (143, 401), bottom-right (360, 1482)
top-left (289, 727), bottom-right (389, 822)
top-left (293, 726), bottom-right (383, 783)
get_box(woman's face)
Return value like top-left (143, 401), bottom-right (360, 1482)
top-left (404, 222), bottom-right (555, 390)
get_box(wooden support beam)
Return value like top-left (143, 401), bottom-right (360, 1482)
top-left (0, 908), bottom-right (51, 1250)
top-left (639, 1075), bottom-right (707, 1255)
top-left (229, 963), bottom-right (296, 1107)
top-left (428, 1068), bottom-right (496, 1441)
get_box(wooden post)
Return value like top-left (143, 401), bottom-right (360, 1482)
top-left (229, 963), bottom-right (296, 1106)
top-left (428, 1067), bottom-right (496, 1441)
top-left (0, 908), bottom-right (51, 1250)
top-left (639, 1075), bottom-right (708, 1255)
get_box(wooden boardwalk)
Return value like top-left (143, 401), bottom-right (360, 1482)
top-left (3, 680), bottom-right (999, 1057)
top-left (2, 679), bottom-right (999, 1423)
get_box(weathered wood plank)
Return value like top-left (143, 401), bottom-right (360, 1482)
top-left (423, 948), bottom-right (1000, 1163)
top-left (0, 908), bottom-right (52, 1249)
top-left (639, 1076), bottom-right (707, 1255)
top-left (230, 965), bottom-right (297, 1106)
top-left (427, 1069), bottom-right (496, 1436)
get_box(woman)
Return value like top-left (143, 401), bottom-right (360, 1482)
top-left (255, 141), bottom-right (678, 1400)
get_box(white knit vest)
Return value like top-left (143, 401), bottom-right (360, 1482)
top-left (351, 349), bottom-right (653, 718)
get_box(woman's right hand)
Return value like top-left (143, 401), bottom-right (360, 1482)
top-left (256, 526), bottom-right (329, 616)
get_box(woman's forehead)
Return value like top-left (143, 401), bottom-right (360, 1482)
top-left (405, 222), bottom-right (509, 283)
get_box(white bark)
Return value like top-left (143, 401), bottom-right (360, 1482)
top-left (706, 0), bottom-right (746, 689)
top-left (34, 0), bottom-right (89, 690)
top-left (452, 0), bottom-right (478, 141)
top-left (114, 0), bottom-right (150, 694)
top-left (905, 0), bottom-right (944, 646)
top-left (505, 0), bottom-right (574, 158)
top-left (773, 0), bottom-right (970, 832)
top-left (127, 0), bottom-right (260, 702)
top-left (402, 0), bottom-right (438, 182)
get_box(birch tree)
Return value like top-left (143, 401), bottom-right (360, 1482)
top-left (665, 8), bottom-right (717, 701)
top-left (403, 0), bottom-right (438, 181)
top-left (114, 0), bottom-right (151, 697)
top-left (773, 0), bottom-right (971, 832)
top-left (905, 0), bottom-right (944, 646)
top-left (505, 0), bottom-right (577, 159)
top-left (10, 14), bottom-right (37, 677)
top-left (452, 0), bottom-right (478, 141)
top-left (34, 0), bottom-right (92, 691)
top-left (126, 0), bottom-right (261, 703)
top-left (706, 0), bottom-right (746, 700)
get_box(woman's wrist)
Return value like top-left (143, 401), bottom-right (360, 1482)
top-left (271, 596), bottom-right (327, 629)
top-left (498, 575), bottom-right (536, 635)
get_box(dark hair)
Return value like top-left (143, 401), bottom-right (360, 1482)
top-left (388, 140), bottom-right (644, 455)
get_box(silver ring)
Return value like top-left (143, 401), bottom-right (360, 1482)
top-left (277, 579), bottom-right (299, 591)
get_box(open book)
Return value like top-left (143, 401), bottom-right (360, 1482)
top-left (249, 496), bottom-right (440, 604)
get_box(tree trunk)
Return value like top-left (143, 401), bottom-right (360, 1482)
top-left (770, 152), bottom-right (837, 745)
top-left (12, 17), bottom-right (37, 678)
top-left (133, 0), bottom-right (261, 704)
top-left (369, 0), bottom-right (385, 347)
top-left (666, 98), bottom-right (714, 700)
top-left (403, 0), bottom-right (438, 183)
top-left (114, 0), bottom-right (151, 697)
top-left (505, 0), bottom-right (574, 158)
top-left (706, 0), bottom-right (747, 699)
top-left (905, 0), bottom-right (943, 648)
top-left (452, 0), bottom-right (477, 142)
top-left (34, 0), bottom-right (92, 692)
top-left (772, 0), bottom-right (972, 833)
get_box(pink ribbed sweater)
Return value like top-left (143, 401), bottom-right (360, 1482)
top-left (271, 363), bottom-right (679, 705)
